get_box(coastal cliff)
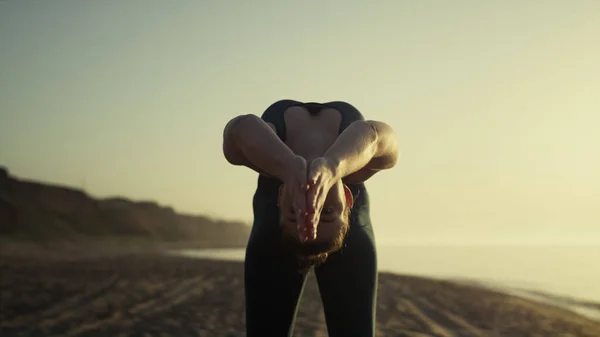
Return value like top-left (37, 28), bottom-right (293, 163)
top-left (0, 167), bottom-right (250, 247)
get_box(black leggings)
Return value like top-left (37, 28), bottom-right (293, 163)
top-left (244, 104), bottom-right (378, 336)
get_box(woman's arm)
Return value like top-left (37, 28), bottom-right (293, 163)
top-left (324, 120), bottom-right (400, 184)
top-left (222, 114), bottom-right (297, 181)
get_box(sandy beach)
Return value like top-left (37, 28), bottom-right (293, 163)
top-left (1, 247), bottom-right (599, 337)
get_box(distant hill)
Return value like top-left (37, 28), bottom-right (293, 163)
top-left (0, 166), bottom-right (250, 247)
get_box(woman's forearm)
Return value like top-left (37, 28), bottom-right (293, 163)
top-left (223, 114), bottom-right (297, 181)
top-left (324, 120), bottom-right (399, 180)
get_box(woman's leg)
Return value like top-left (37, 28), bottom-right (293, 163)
top-left (245, 192), bottom-right (309, 337)
top-left (314, 191), bottom-right (378, 337)
top-left (246, 99), bottom-right (310, 336)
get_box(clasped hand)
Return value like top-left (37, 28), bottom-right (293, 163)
top-left (284, 156), bottom-right (339, 242)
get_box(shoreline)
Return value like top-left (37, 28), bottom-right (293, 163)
top-left (169, 247), bottom-right (600, 323)
top-left (2, 247), bottom-right (600, 336)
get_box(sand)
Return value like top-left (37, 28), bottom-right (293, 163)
top-left (1, 248), bottom-right (599, 337)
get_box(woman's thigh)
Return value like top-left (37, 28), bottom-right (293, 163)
top-left (314, 222), bottom-right (378, 337)
top-left (245, 196), bottom-right (309, 337)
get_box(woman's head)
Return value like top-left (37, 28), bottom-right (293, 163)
top-left (278, 181), bottom-right (354, 267)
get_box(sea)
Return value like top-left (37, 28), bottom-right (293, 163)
top-left (171, 244), bottom-right (600, 305)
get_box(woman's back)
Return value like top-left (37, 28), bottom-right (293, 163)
top-left (255, 100), bottom-right (369, 204)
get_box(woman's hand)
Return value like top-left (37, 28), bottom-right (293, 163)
top-left (304, 157), bottom-right (340, 240)
top-left (283, 155), bottom-right (310, 238)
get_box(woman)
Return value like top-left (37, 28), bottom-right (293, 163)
top-left (222, 100), bottom-right (399, 337)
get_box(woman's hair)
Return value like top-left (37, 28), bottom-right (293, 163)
top-left (281, 207), bottom-right (351, 270)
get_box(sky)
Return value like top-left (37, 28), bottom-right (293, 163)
top-left (1, 0), bottom-right (599, 245)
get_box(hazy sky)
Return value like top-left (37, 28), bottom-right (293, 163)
top-left (1, 1), bottom-right (599, 245)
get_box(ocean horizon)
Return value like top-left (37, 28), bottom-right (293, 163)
top-left (172, 244), bottom-right (600, 304)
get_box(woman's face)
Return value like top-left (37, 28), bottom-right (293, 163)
top-left (277, 181), bottom-right (352, 254)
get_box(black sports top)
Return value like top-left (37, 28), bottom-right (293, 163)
top-left (260, 101), bottom-right (365, 143)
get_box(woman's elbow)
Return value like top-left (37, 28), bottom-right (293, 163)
top-left (222, 115), bottom-right (250, 165)
top-left (368, 120), bottom-right (400, 167)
